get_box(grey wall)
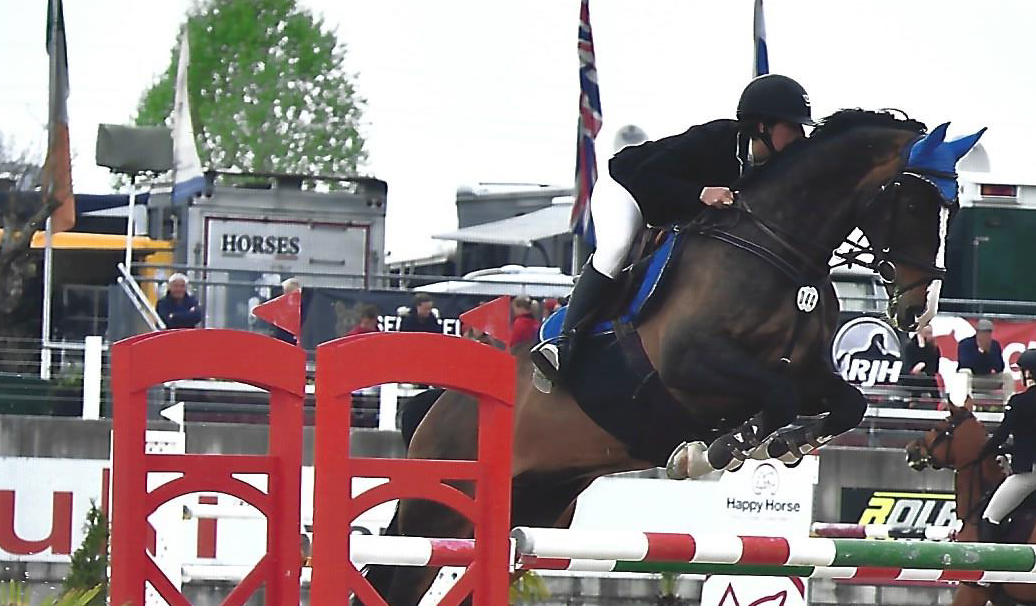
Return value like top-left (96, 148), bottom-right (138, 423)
top-left (0, 415), bottom-right (405, 463)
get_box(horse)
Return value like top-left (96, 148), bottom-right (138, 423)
top-left (367, 111), bottom-right (984, 606)
top-left (905, 401), bottom-right (1036, 606)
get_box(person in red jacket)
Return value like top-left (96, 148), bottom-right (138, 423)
top-left (345, 304), bottom-right (380, 336)
top-left (509, 296), bottom-right (540, 347)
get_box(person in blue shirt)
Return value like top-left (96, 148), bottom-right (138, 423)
top-left (156, 273), bottom-right (202, 329)
top-left (957, 319), bottom-right (1005, 375)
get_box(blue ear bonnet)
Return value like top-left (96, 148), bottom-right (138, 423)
top-left (906, 122), bottom-right (987, 201)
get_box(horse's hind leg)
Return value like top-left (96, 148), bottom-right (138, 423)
top-left (660, 335), bottom-right (801, 476)
top-left (767, 373), bottom-right (867, 464)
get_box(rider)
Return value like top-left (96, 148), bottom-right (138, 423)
top-left (530, 74), bottom-right (815, 392)
top-left (978, 348), bottom-right (1036, 542)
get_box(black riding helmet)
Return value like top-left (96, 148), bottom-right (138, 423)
top-left (1018, 349), bottom-right (1036, 374)
top-left (736, 74), bottom-right (815, 127)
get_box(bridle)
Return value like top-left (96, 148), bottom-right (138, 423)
top-left (910, 411), bottom-right (971, 471)
top-left (910, 410), bottom-right (1000, 527)
top-left (832, 167), bottom-right (959, 307)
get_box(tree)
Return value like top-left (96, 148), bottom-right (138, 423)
top-left (62, 501), bottom-right (109, 606)
top-left (135, 0), bottom-right (367, 178)
top-left (0, 134), bottom-right (46, 320)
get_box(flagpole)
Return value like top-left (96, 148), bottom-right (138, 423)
top-left (41, 0), bottom-right (58, 379)
top-left (125, 175), bottom-right (136, 270)
top-left (41, 218), bottom-right (53, 379)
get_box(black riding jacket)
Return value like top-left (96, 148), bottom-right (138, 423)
top-left (982, 385), bottom-right (1036, 472)
top-left (609, 119), bottom-right (743, 227)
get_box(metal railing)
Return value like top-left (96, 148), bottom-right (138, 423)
top-left (117, 262), bottom-right (165, 331)
top-left (0, 336), bottom-right (111, 417)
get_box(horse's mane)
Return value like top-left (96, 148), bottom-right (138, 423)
top-left (810, 109), bottom-right (927, 140)
top-left (736, 109), bottom-right (928, 191)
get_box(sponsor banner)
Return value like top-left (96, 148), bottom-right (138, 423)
top-left (831, 314), bottom-right (1036, 391)
top-left (700, 459), bottom-right (815, 606)
top-left (840, 488), bottom-right (956, 527)
top-left (204, 217), bottom-right (370, 276)
top-left (567, 457), bottom-right (816, 534)
top-left (832, 317), bottom-right (904, 387)
top-left (0, 458), bottom-right (106, 562)
top-left (0, 458), bottom-right (393, 566)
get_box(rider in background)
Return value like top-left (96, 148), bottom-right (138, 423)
top-left (978, 348), bottom-right (1036, 541)
top-left (530, 74), bottom-right (814, 392)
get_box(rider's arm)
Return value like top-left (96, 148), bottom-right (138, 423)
top-left (980, 401), bottom-right (1018, 458)
top-left (609, 120), bottom-right (737, 213)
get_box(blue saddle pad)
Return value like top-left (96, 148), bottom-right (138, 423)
top-left (540, 231), bottom-right (680, 341)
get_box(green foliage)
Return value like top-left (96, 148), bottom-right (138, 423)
top-left (135, 0), bottom-right (366, 178)
top-left (509, 571), bottom-right (549, 604)
top-left (655, 571), bottom-right (686, 606)
top-left (0, 581), bottom-right (102, 606)
top-left (62, 501), bottom-right (108, 606)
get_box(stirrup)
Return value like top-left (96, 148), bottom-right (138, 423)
top-left (529, 341), bottom-right (562, 393)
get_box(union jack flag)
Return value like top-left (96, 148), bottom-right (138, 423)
top-left (571, 0), bottom-right (602, 243)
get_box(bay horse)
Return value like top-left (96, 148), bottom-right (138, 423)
top-left (906, 401), bottom-right (1036, 606)
top-left (368, 111), bottom-right (984, 605)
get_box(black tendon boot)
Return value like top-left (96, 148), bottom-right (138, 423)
top-left (530, 263), bottom-right (617, 393)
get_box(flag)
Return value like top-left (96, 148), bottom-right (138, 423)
top-left (459, 296), bottom-right (512, 345)
top-left (753, 0), bottom-right (769, 77)
top-left (43, 0), bottom-right (74, 233)
top-left (171, 29), bottom-right (205, 204)
top-left (571, 0), bottom-right (602, 244)
top-left (252, 290), bottom-right (302, 345)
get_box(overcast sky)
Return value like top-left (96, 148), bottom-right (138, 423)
top-left (1, 1), bottom-right (1033, 262)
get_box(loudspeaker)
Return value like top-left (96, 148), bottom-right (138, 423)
top-left (95, 124), bottom-right (173, 174)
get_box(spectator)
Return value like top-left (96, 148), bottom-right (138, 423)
top-left (901, 324), bottom-right (941, 401)
top-left (399, 293), bottom-right (441, 333)
top-left (509, 296), bottom-right (540, 347)
top-left (542, 298), bottom-right (559, 319)
top-left (281, 277), bottom-right (302, 294)
top-left (156, 273), bottom-right (202, 329)
top-left (270, 277), bottom-right (306, 345)
top-left (346, 304), bottom-right (381, 337)
top-left (958, 319), bottom-right (1005, 375)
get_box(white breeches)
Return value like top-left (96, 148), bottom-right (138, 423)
top-left (984, 471), bottom-right (1036, 523)
top-left (589, 174), bottom-right (643, 279)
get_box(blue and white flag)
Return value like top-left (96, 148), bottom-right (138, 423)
top-left (171, 29), bottom-right (205, 204)
top-left (753, 0), bottom-right (769, 77)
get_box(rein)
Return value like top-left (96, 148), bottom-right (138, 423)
top-left (916, 413), bottom-right (999, 526)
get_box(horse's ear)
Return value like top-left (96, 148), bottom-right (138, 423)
top-left (909, 122), bottom-right (951, 161)
top-left (946, 127), bottom-right (987, 161)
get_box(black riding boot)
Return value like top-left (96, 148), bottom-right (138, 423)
top-left (978, 517), bottom-right (1001, 543)
top-left (530, 263), bottom-right (616, 393)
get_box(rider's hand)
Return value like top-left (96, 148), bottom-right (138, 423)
top-left (700, 186), bottom-right (734, 207)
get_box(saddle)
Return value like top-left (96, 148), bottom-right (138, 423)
top-left (539, 227), bottom-right (683, 342)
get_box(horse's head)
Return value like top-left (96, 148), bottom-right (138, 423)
top-left (856, 123), bottom-right (986, 331)
top-left (905, 401), bottom-right (984, 471)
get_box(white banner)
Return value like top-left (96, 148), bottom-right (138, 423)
top-left (204, 216), bottom-right (370, 276)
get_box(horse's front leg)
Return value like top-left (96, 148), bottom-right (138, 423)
top-left (659, 335), bottom-right (802, 478)
top-left (765, 372), bottom-right (867, 465)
